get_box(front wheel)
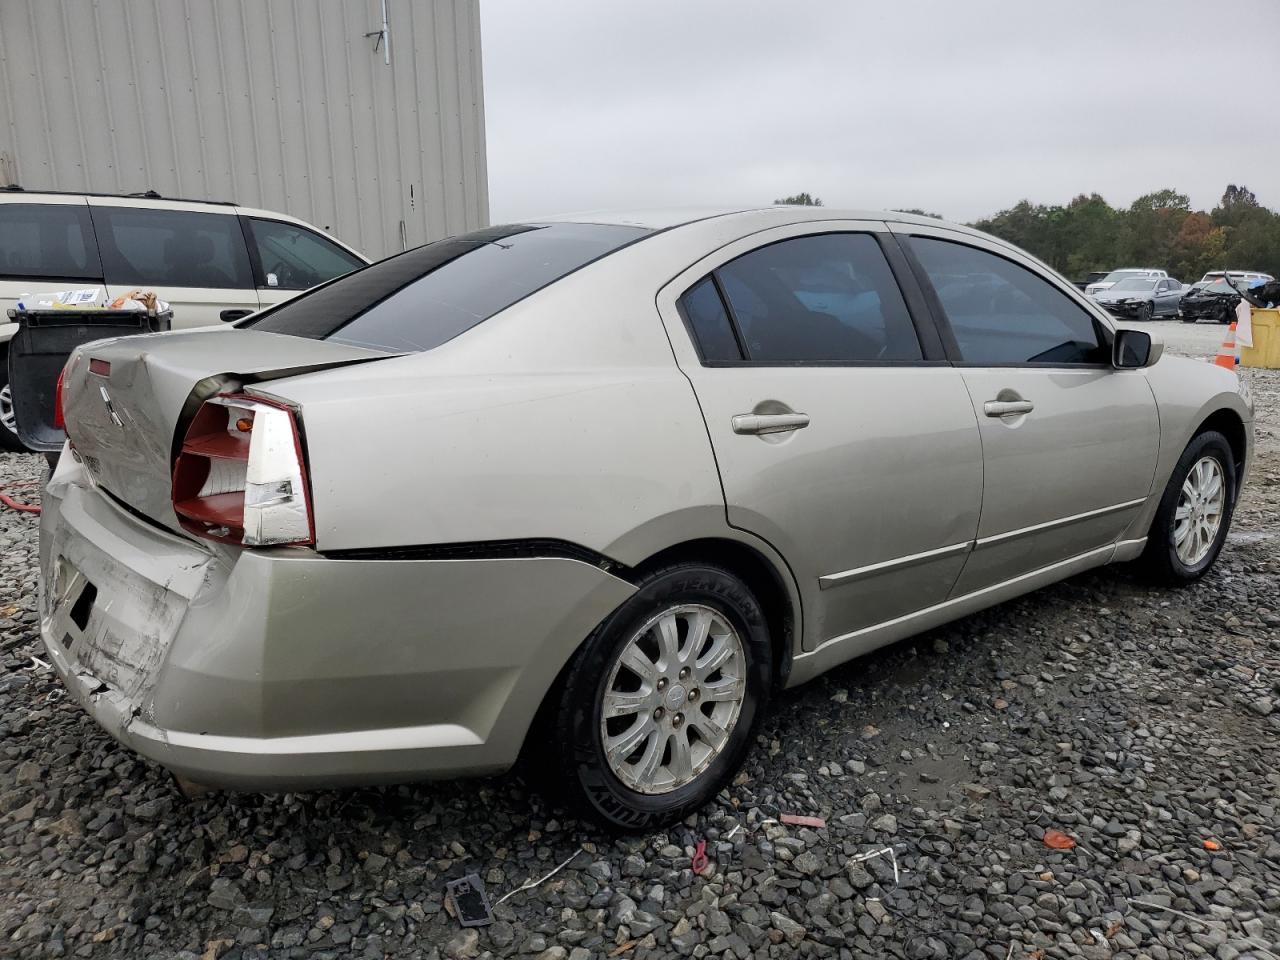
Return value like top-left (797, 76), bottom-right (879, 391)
top-left (550, 563), bottom-right (772, 829)
top-left (1139, 431), bottom-right (1236, 584)
top-left (1139, 302), bottom-right (1154, 322)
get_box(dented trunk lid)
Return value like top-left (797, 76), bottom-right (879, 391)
top-left (61, 328), bottom-right (389, 530)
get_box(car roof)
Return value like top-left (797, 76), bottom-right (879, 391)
top-left (0, 186), bottom-right (238, 206)
top-left (530, 205), bottom-right (970, 233)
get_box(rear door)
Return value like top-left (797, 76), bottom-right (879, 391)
top-left (0, 195), bottom-right (104, 313)
top-left (239, 214), bottom-right (366, 315)
top-left (0, 195), bottom-right (106, 447)
top-left (895, 226), bottom-right (1159, 595)
top-left (87, 199), bottom-right (259, 328)
top-left (656, 222), bottom-right (984, 649)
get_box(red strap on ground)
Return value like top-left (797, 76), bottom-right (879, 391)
top-left (0, 487), bottom-right (41, 514)
top-left (691, 839), bottom-right (708, 875)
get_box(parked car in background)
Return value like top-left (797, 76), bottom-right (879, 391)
top-left (41, 207), bottom-right (1252, 828)
top-left (1084, 268), bottom-right (1168, 297)
top-left (1093, 276), bottom-right (1185, 321)
top-left (1074, 270), bottom-right (1109, 292)
top-left (1199, 270), bottom-right (1274, 286)
top-left (1180, 278), bottom-right (1250, 324)
top-left (0, 189), bottom-right (368, 449)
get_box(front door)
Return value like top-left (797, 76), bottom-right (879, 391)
top-left (238, 214), bottom-right (367, 312)
top-left (898, 229), bottom-right (1159, 595)
top-left (87, 199), bottom-right (261, 328)
top-left (657, 224), bottom-right (984, 649)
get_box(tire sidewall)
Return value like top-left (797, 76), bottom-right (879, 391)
top-left (560, 565), bottom-right (772, 830)
top-left (0, 359), bottom-right (26, 452)
top-left (1152, 432), bottom-right (1236, 581)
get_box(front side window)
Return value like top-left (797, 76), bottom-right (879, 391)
top-left (246, 218), bottom-right (364, 290)
top-left (712, 233), bottom-right (921, 362)
top-left (247, 222), bottom-right (649, 353)
top-left (909, 237), bottom-right (1107, 365)
top-left (90, 206), bottom-right (253, 289)
top-left (0, 202), bottom-right (101, 280)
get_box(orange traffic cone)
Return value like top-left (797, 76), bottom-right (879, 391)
top-left (1213, 322), bottom-right (1240, 369)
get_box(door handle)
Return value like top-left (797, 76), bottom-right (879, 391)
top-left (984, 399), bottom-right (1034, 417)
top-left (731, 412), bottom-right (810, 435)
top-left (220, 309), bottom-right (253, 323)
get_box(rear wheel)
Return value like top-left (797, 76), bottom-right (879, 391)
top-left (550, 563), bottom-right (772, 829)
top-left (0, 360), bottom-right (26, 452)
top-left (1139, 431), bottom-right (1236, 584)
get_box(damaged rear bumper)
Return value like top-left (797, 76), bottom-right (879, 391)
top-left (40, 453), bottom-right (636, 790)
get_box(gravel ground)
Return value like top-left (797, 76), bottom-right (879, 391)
top-left (1, 364), bottom-right (1277, 960)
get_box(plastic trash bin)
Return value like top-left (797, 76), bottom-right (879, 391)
top-left (1241, 307), bottom-right (1280, 369)
top-left (5, 306), bottom-right (172, 452)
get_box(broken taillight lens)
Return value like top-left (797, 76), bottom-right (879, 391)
top-left (54, 367), bottom-right (67, 430)
top-left (171, 394), bottom-right (314, 546)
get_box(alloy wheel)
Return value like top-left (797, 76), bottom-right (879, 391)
top-left (599, 604), bottom-right (746, 795)
top-left (1174, 456), bottom-right (1225, 566)
top-left (0, 384), bottom-right (16, 436)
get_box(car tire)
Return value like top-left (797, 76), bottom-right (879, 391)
top-left (0, 361), bottom-right (26, 452)
top-left (1138, 431), bottom-right (1236, 585)
top-left (1139, 302), bottom-right (1153, 322)
top-left (1181, 315), bottom-right (1197, 324)
top-left (549, 562), bottom-right (772, 830)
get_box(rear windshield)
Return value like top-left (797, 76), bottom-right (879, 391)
top-left (245, 222), bottom-right (649, 352)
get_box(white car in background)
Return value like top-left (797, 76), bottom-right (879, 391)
top-left (1197, 270), bottom-right (1274, 287)
top-left (0, 189), bottom-right (368, 449)
top-left (1084, 268), bottom-right (1168, 297)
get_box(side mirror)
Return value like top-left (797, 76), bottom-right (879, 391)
top-left (1114, 328), bottom-right (1163, 368)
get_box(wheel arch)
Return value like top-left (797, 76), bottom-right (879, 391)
top-left (1194, 407), bottom-right (1248, 500)
top-left (516, 533), bottom-right (802, 773)
top-left (625, 536), bottom-right (799, 689)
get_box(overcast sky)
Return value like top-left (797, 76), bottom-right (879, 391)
top-left (481, 0), bottom-right (1280, 224)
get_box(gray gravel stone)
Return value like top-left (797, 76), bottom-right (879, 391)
top-left (2, 362), bottom-right (1280, 959)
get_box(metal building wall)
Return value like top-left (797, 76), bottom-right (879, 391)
top-left (0, 0), bottom-right (488, 260)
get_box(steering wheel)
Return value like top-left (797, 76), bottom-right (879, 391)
top-left (268, 260), bottom-right (301, 288)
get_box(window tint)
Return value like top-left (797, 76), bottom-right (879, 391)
top-left (246, 218), bottom-right (364, 290)
top-left (714, 233), bottom-right (920, 362)
top-left (910, 237), bottom-right (1107, 365)
top-left (679, 278), bottom-right (742, 361)
top-left (247, 222), bottom-right (649, 352)
top-left (91, 206), bottom-right (252, 289)
top-left (0, 202), bottom-right (101, 280)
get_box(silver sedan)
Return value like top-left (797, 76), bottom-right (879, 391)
top-left (42, 207), bottom-right (1253, 828)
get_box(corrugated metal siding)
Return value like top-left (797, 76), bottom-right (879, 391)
top-left (0, 0), bottom-right (488, 259)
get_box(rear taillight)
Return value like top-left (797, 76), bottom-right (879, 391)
top-left (54, 367), bottom-right (67, 430)
top-left (171, 394), bottom-right (314, 546)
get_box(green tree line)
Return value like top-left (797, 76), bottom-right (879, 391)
top-left (775, 186), bottom-right (1280, 282)
top-left (972, 185), bottom-right (1280, 283)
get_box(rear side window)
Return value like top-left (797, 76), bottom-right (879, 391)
top-left (678, 278), bottom-right (742, 361)
top-left (246, 218), bottom-right (364, 290)
top-left (909, 237), bottom-right (1108, 365)
top-left (714, 233), bottom-right (921, 362)
top-left (247, 222), bottom-right (649, 352)
top-left (0, 202), bottom-right (101, 280)
top-left (90, 206), bottom-right (253, 289)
